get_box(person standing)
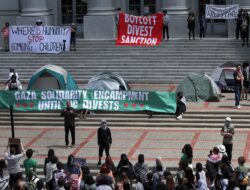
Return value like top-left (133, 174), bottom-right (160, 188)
top-left (242, 62), bottom-right (249, 100)
top-left (0, 159), bottom-right (9, 190)
top-left (236, 9), bottom-right (243, 40)
top-left (36, 19), bottom-right (43, 26)
top-left (61, 101), bottom-right (77, 148)
top-left (134, 154), bottom-right (149, 183)
top-left (97, 120), bottom-right (112, 165)
top-left (241, 10), bottom-right (249, 47)
top-left (5, 142), bottom-right (26, 189)
top-left (23, 149), bottom-right (37, 177)
top-left (221, 117), bottom-right (235, 161)
top-left (163, 10), bottom-right (170, 40)
top-left (233, 64), bottom-right (244, 108)
top-left (70, 23), bottom-right (77, 51)
top-left (115, 8), bottom-right (122, 28)
top-left (235, 156), bottom-right (248, 190)
top-left (187, 12), bottom-right (195, 40)
top-left (1, 22), bottom-right (10, 52)
top-left (199, 14), bottom-right (206, 39)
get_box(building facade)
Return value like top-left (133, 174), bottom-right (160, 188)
top-left (0, 0), bottom-right (249, 42)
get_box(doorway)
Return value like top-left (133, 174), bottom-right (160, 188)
top-left (129, 0), bottom-right (156, 16)
top-left (199, 0), bottom-right (227, 36)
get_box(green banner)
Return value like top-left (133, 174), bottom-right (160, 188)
top-left (0, 90), bottom-right (176, 113)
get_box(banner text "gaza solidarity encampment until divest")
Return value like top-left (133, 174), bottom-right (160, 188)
top-left (0, 90), bottom-right (176, 113)
top-left (116, 12), bottom-right (163, 46)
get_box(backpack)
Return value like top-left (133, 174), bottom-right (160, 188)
top-left (8, 74), bottom-right (18, 90)
top-left (237, 171), bottom-right (249, 186)
top-left (26, 181), bottom-right (36, 190)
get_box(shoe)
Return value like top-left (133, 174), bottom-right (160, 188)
top-left (242, 43), bottom-right (245, 46)
top-left (176, 115), bottom-right (183, 120)
top-left (66, 144), bottom-right (70, 148)
top-left (71, 144), bottom-right (76, 148)
top-left (97, 161), bottom-right (101, 166)
top-left (236, 105), bottom-right (241, 109)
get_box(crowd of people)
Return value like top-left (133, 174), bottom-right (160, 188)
top-left (0, 117), bottom-right (247, 190)
top-left (161, 9), bottom-right (249, 43)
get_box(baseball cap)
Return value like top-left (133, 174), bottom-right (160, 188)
top-left (225, 117), bottom-right (232, 122)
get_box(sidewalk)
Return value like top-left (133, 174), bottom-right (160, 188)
top-left (0, 127), bottom-right (249, 168)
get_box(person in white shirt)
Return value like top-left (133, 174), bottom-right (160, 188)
top-left (4, 142), bottom-right (26, 189)
top-left (5, 68), bottom-right (22, 90)
top-left (0, 159), bottom-right (9, 190)
top-left (163, 10), bottom-right (170, 40)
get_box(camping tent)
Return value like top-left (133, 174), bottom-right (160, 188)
top-left (176, 73), bottom-right (221, 102)
top-left (27, 64), bottom-right (78, 90)
top-left (85, 72), bottom-right (129, 90)
top-left (211, 62), bottom-right (239, 92)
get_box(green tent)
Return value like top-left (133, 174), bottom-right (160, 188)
top-left (176, 73), bottom-right (221, 102)
top-left (27, 64), bottom-right (78, 90)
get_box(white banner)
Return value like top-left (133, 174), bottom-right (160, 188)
top-left (205, 4), bottom-right (239, 19)
top-left (9, 26), bottom-right (71, 54)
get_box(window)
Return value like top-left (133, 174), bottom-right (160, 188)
top-left (129, 0), bottom-right (156, 16)
top-left (144, 0), bottom-right (156, 15)
top-left (61, 0), bottom-right (87, 24)
top-left (129, 0), bottom-right (141, 15)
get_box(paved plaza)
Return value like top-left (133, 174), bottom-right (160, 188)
top-left (0, 126), bottom-right (250, 168)
top-left (0, 85), bottom-right (250, 168)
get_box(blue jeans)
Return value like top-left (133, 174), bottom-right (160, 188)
top-left (235, 85), bottom-right (242, 106)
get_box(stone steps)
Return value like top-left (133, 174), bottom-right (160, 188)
top-left (0, 39), bottom-right (249, 84)
top-left (0, 110), bottom-right (249, 129)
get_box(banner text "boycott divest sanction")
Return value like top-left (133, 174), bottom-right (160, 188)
top-left (116, 13), bottom-right (163, 46)
top-left (125, 14), bottom-right (156, 36)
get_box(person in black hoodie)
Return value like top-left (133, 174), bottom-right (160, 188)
top-left (117, 154), bottom-right (134, 182)
top-left (61, 101), bottom-right (77, 147)
top-left (143, 172), bottom-right (154, 190)
top-left (97, 119), bottom-right (112, 165)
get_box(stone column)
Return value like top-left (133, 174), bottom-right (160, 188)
top-left (17, 0), bottom-right (53, 25)
top-left (162, 0), bottom-right (190, 38)
top-left (84, 0), bottom-right (116, 39)
top-left (0, 0), bottom-right (19, 46)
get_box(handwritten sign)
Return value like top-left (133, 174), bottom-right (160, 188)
top-left (9, 26), bottom-right (71, 53)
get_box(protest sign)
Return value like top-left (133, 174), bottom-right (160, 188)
top-left (116, 12), bottom-right (163, 46)
top-left (0, 90), bottom-right (176, 113)
top-left (9, 26), bottom-right (71, 53)
top-left (205, 4), bottom-right (239, 19)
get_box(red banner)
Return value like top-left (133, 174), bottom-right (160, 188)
top-left (116, 12), bottom-right (163, 46)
